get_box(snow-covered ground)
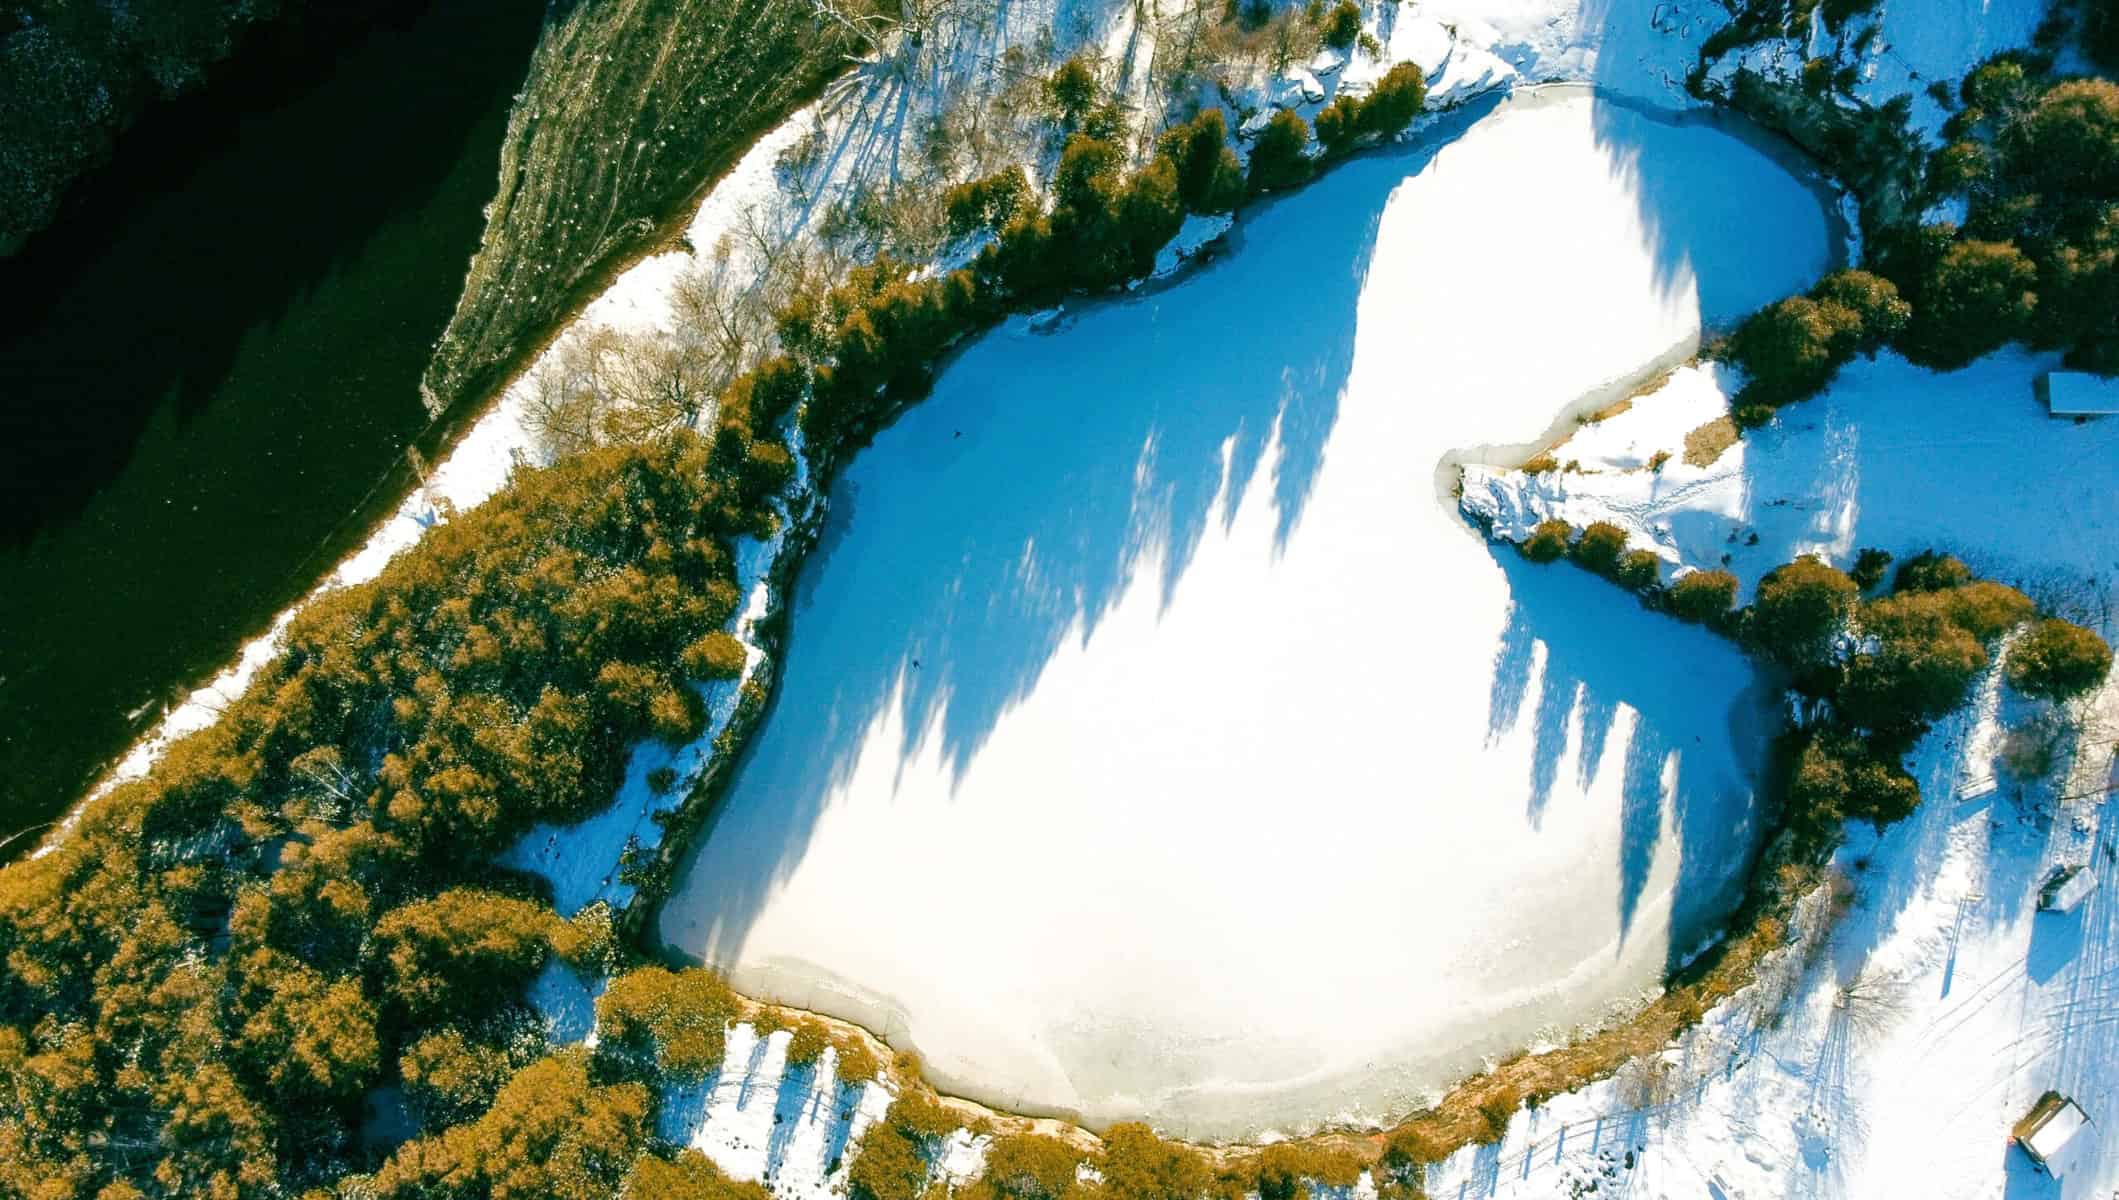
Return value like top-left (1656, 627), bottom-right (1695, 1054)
top-left (659, 1023), bottom-right (898, 1195)
top-left (1448, 350), bottom-right (2119, 1196)
top-left (56, 0), bottom-right (2118, 1192)
top-left (1463, 349), bottom-right (2119, 608)
top-left (1702, 0), bottom-right (2053, 140)
top-left (657, 87), bottom-right (1835, 1142)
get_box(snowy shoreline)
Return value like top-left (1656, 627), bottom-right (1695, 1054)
top-left (29, 81), bottom-right (854, 862)
top-left (31, 0), bottom-right (2118, 1191)
top-left (656, 84), bottom-right (1836, 1141)
top-left (37, 24), bottom-right (1845, 1153)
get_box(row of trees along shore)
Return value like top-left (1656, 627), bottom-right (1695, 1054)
top-left (1721, 53), bottom-right (2119, 424)
top-left (1518, 520), bottom-right (2110, 852)
top-left (853, 525), bottom-right (2114, 1200)
top-left (0, 48), bottom-right (1429, 1200)
top-left (862, 25), bottom-right (2119, 1200)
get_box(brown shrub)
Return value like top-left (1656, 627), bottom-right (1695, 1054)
top-left (785, 1018), bottom-right (829, 1067)
top-left (1571, 521), bottom-right (1629, 575)
top-left (1669, 569), bottom-right (1739, 624)
top-left (2008, 617), bottom-right (2114, 700)
top-left (1099, 1124), bottom-right (1209, 1200)
top-left (970, 1133), bottom-right (1087, 1200)
top-left (1615, 549), bottom-right (1662, 591)
top-left (1521, 519), bottom-right (1573, 563)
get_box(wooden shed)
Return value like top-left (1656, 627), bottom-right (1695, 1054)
top-left (2039, 864), bottom-right (2098, 914)
top-left (2014, 1091), bottom-right (2091, 1172)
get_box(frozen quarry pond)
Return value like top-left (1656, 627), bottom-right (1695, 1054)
top-left (659, 89), bottom-right (1836, 1140)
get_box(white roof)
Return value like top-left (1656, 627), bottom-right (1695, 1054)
top-left (2025, 1097), bottom-right (2090, 1161)
top-left (2045, 867), bottom-right (2098, 913)
top-left (2045, 371), bottom-right (2119, 415)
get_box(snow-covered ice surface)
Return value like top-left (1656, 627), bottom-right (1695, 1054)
top-left (58, 0), bottom-right (2119, 1191)
top-left (658, 88), bottom-right (1836, 1141)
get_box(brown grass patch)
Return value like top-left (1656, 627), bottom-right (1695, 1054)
top-left (1579, 397), bottom-right (1635, 425)
top-left (1684, 416), bottom-right (1740, 468)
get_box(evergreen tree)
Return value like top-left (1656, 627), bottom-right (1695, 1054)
top-left (1669, 569), bottom-right (1739, 624)
top-left (1248, 111), bottom-right (1313, 194)
top-left (1749, 557), bottom-right (1858, 668)
top-left (2008, 618), bottom-right (2114, 699)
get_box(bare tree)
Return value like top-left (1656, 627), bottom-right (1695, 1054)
top-left (521, 327), bottom-right (613, 460)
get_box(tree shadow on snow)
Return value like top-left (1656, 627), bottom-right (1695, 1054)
top-left (674, 124), bottom-right (1463, 966)
top-left (1576, 0), bottom-right (1844, 334)
top-left (763, 1057), bottom-right (821, 1182)
top-left (673, 77), bottom-right (1821, 978)
top-left (1485, 552), bottom-right (1766, 964)
top-left (2000, 1141), bottom-right (2061, 1200)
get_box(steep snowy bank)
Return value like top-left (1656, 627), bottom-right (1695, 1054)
top-left (657, 89), bottom-right (1835, 1141)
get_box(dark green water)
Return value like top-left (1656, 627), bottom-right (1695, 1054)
top-left (0, 1), bottom-right (543, 857)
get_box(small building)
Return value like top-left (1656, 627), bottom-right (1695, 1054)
top-left (2014, 1092), bottom-right (2092, 1173)
top-left (2038, 371), bottom-right (2119, 416)
top-left (1956, 776), bottom-right (1999, 808)
top-left (2039, 864), bottom-right (2097, 914)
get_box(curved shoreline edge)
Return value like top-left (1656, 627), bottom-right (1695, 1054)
top-left (18, 57), bottom-right (1852, 1173)
top-left (635, 81), bottom-right (1847, 1151)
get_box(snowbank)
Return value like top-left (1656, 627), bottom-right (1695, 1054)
top-left (1464, 349), bottom-right (2119, 604)
top-left (658, 88), bottom-right (1835, 1141)
top-left (1149, 213), bottom-right (1234, 279)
